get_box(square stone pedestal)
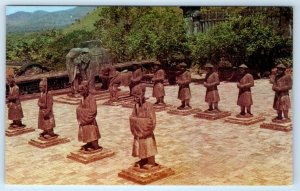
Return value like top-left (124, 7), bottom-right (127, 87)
top-left (6, 126), bottom-right (35, 137)
top-left (167, 107), bottom-right (201, 116)
top-left (118, 165), bottom-right (175, 184)
top-left (224, 115), bottom-right (265, 125)
top-left (260, 119), bottom-right (292, 132)
top-left (28, 136), bottom-right (70, 148)
top-left (67, 148), bottom-right (115, 164)
top-left (153, 104), bottom-right (173, 112)
top-left (194, 110), bottom-right (231, 120)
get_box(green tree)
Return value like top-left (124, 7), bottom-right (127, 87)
top-left (189, 13), bottom-right (291, 72)
top-left (94, 7), bottom-right (188, 64)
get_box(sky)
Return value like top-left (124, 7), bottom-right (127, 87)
top-left (6, 6), bottom-right (76, 15)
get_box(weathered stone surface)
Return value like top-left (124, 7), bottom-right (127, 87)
top-left (194, 110), bottom-right (231, 120)
top-left (118, 165), bottom-right (175, 184)
top-left (260, 121), bottom-right (292, 132)
top-left (167, 108), bottom-right (201, 116)
top-left (67, 148), bottom-right (115, 164)
top-left (224, 115), bottom-right (265, 125)
top-left (6, 126), bottom-right (35, 137)
top-left (28, 136), bottom-right (70, 149)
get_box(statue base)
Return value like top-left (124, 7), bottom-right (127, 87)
top-left (167, 107), bottom-right (201, 116)
top-left (102, 95), bottom-right (133, 106)
top-left (67, 148), bottom-right (115, 164)
top-left (6, 125), bottom-right (35, 137)
top-left (224, 114), bottom-right (265, 125)
top-left (28, 136), bottom-right (70, 148)
top-left (54, 90), bottom-right (130, 105)
top-left (260, 119), bottom-right (292, 132)
top-left (194, 110), bottom-right (231, 120)
top-left (153, 104), bottom-right (173, 112)
top-left (118, 164), bottom-right (175, 184)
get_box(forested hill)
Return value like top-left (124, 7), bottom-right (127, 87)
top-left (6, 6), bottom-right (97, 33)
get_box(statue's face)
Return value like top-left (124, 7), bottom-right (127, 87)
top-left (8, 80), bottom-right (14, 87)
top-left (239, 68), bottom-right (246, 75)
top-left (133, 93), bottom-right (145, 105)
top-left (276, 68), bottom-right (285, 75)
top-left (133, 65), bottom-right (138, 70)
top-left (205, 67), bottom-right (212, 72)
top-left (39, 84), bottom-right (47, 93)
top-left (79, 84), bottom-right (89, 97)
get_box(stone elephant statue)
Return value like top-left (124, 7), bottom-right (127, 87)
top-left (66, 45), bottom-right (112, 95)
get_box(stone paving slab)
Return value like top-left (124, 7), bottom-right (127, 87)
top-left (5, 79), bottom-right (292, 185)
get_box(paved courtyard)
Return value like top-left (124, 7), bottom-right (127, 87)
top-left (5, 79), bottom-right (292, 185)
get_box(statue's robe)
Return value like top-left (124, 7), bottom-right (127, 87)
top-left (129, 102), bottom-right (157, 159)
top-left (38, 91), bottom-right (55, 130)
top-left (273, 74), bottom-right (292, 111)
top-left (76, 94), bottom-right (101, 143)
top-left (7, 85), bottom-right (24, 121)
top-left (237, 73), bottom-right (254, 107)
top-left (130, 68), bottom-right (143, 91)
top-left (152, 69), bottom-right (165, 98)
top-left (176, 71), bottom-right (192, 101)
top-left (204, 72), bottom-right (220, 103)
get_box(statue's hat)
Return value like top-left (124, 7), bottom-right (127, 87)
top-left (204, 63), bottom-right (214, 68)
top-left (178, 62), bottom-right (187, 67)
top-left (276, 63), bottom-right (286, 69)
top-left (153, 61), bottom-right (161, 65)
top-left (238, 64), bottom-right (248, 68)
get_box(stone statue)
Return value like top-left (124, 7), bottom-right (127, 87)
top-left (66, 45), bottom-right (112, 95)
top-left (38, 78), bottom-right (57, 138)
top-left (99, 63), bottom-right (117, 90)
top-left (203, 62), bottom-right (220, 112)
top-left (272, 63), bottom-right (292, 121)
top-left (129, 84), bottom-right (158, 169)
top-left (7, 76), bottom-right (25, 128)
top-left (76, 81), bottom-right (101, 151)
top-left (152, 61), bottom-right (166, 105)
top-left (236, 64), bottom-right (254, 117)
top-left (108, 70), bottom-right (132, 101)
top-left (129, 63), bottom-right (143, 95)
top-left (176, 62), bottom-right (192, 109)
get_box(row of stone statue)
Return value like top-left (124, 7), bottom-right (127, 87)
top-left (102, 61), bottom-right (292, 121)
top-left (6, 76), bottom-right (158, 169)
top-left (6, 61), bottom-right (292, 170)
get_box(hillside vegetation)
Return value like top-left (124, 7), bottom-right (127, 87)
top-left (6, 6), bottom-right (292, 73)
top-left (63, 7), bottom-right (102, 34)
top-left (7, 6), bottom-right (96, 33)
